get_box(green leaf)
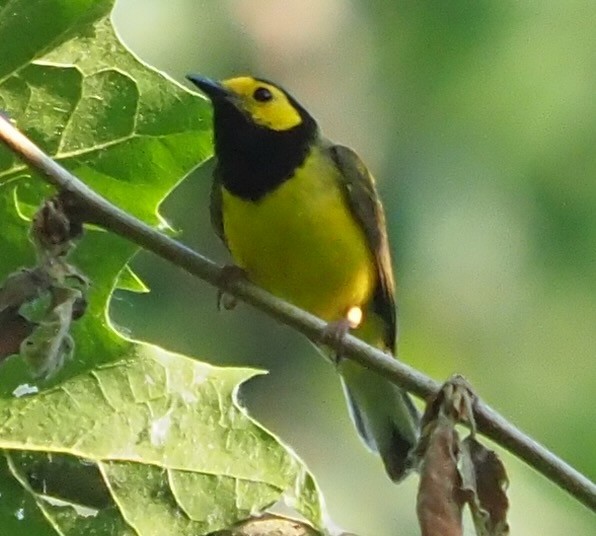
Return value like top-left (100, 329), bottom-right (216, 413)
top-left (1, 349), bottom-right (323, 534)
top-left (0, 0), bottom-right (212, 383)
top-left (115, 265), bottom-right (149, 294)
top-left (0, 2), bottom-right (212, 225)
top-left (0, 1), bottom-right (326, 534)
top-left (0, 454), bottom-right (56, 536)
top-left (6, 451), bottom-right (135, 536)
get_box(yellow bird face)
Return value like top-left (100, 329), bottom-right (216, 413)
top-left (187, 74), bottom-right (309, 132)
top-left (220, 76), bottom-right (303, 131)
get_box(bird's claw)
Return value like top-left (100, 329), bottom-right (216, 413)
top-left (321, 318), bottom-right (353, 364)
top-left (216, 265), bottom-right (247, 311)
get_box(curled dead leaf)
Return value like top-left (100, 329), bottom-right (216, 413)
top-left (460, 437), bottom-right (510, 536)
top-left (0, 195), bottom-right (89, 377)
top-left (416, 414), bottom-right (463, 536)
top-left (208, 514), bottom-right (321, 536)
top-left (414, 376), bottom-right (510, 536)
top-left (0, 310), bottom-right (36, 361)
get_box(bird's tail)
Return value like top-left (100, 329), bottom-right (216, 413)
top-left (339, 358), bottom-right (419, 481)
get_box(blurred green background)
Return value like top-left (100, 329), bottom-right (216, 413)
top-left (111, 1), bottom-right (595, 534)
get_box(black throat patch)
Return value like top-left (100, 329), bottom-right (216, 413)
top-left (212, 99), bottom-right (318, 201)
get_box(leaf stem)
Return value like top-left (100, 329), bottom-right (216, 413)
top-left (0, 115), bottom-right (594, 512)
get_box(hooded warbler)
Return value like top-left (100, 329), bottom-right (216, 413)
top-left (188, 74), bottom-right (419, 481)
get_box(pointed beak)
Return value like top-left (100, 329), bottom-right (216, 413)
top-left (186, 74), bottom-right (230, 100)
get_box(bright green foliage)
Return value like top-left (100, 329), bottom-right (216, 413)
top-left (1, 351), bottom-right (322, 534)
top-left (0, 1), bottom-right (324, 534)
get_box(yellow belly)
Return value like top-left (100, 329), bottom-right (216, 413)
top-left (221, 148), bottom-right (377, 322)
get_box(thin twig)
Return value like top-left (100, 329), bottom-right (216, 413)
top-left (0, 115), bottom-right (594, 512)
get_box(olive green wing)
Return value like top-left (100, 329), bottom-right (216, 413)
top-left (327, 143), bottom-right (397, 350)
top-left (210, 170), bottom-right (227, 247)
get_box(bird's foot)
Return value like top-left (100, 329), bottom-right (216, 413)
top-left (321, 306), bottom-right (363, 364)
top-left (216, 265), bottom-right (247, 311)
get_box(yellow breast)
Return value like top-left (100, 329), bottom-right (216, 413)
top-left (221, 147), bottom-right (377, 321)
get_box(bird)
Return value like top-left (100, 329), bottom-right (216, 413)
top-left (187, 74), bottom-right (419, 481)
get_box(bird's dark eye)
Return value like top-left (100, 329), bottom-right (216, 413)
top-left (253, 87), bottom-right (273, 102)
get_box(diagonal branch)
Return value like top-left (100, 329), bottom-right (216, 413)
top-left (0, 115), bottom-right (594, 513)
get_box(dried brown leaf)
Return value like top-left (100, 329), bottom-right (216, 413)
top-left (0, 268), bottom-right (51, 314)
top-left (0, 196), bottom-right (89, 377)
top-left (414, 376), bottom-right (491, 536)
top-left (209, 514), bottom-right (321, 536)
top-left (31, 196), bottom-right (82, 259)
top-left (416, 414), bottom-right (464, 536)
top-left (20, 286), bottom-right (82, 378)
top-left (0, 310), bottom-right (35, 360)
top-left (460, 437), bottom-right (510, 536)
